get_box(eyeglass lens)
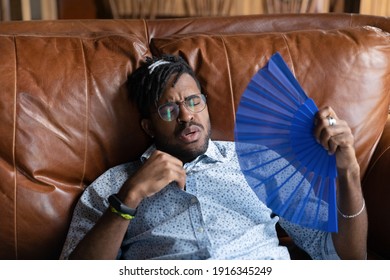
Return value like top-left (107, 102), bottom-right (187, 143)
top-left (158, 94), bottom-right (206, 121)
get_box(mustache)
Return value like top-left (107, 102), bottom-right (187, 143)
top-left (175, 121), bottom-right (204, 135)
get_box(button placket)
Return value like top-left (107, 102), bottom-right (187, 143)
top-left (188, 195), bottom-right (211, 251)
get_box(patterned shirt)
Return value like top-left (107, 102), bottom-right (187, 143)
top-left (60, 141), bottom-right (339, 260)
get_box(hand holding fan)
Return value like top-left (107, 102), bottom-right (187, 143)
top-left (234, 53), bottom-right (338, 232)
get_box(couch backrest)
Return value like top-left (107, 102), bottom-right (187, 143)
top-left (0, 14), bottom-right (389, 259)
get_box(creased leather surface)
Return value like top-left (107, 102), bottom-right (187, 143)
top-left (0, 33), bottom-right (151, 259)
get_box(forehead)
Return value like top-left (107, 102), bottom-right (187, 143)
top-left (161, 73), bottom-right (200, 100)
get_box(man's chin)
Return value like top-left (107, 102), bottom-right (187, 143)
top-left (174, 145), bottom-right (208, 163)
top-left (159, 140), bottom-right (209, 163)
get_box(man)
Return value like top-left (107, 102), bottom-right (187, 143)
top-left (60, 54), bottom-right (367, 260)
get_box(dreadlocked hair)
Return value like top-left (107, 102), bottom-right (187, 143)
top-left (127, 54), bottom-right (201, 118)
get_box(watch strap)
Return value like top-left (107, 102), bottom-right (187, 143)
top-left (109, 206), bottom-right (135, 220)
top-left (108, 194), bottom-right (137, 216)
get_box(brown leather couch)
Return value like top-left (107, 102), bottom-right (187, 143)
top-left (0, 13), bottom-right (389, 260)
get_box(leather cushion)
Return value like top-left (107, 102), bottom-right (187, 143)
top-left (0, 33), bottom-right (150, 259)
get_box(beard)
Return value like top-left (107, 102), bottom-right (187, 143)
top-left (154, 120), bottom-right (211, 163)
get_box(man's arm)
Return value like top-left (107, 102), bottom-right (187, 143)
top-left (315, 107), bottom-right (367, 259)
top-left (332, 162), bottom-right (367, 259)
top-left (69, 208), bottom-right (131, 259)
top-left (69, 150), bottom-right (186, 259)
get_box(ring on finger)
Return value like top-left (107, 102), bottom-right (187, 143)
top-left (327, 116), bottom-right (337, 126)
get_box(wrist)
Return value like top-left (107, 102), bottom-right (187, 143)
top-left (108, 194), bottom-right (137, 220)
top-left (117, 180), bottom-right (145, 209)
top-left (337, 162), bottom-right (360, 184)
top-left (336, 162), bottom-right (364, 211)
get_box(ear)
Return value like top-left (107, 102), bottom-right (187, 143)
top-left (141, 118), bottom-right (155, 138)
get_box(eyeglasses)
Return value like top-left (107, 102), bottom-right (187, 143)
top-left (156, 94), bottom-right (207, 122)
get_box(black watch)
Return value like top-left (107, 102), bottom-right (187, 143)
top-left (108, 194), bottom-right (137, 216)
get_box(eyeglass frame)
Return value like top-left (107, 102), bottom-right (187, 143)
top-left (154, 93), bottom-right (207, 122)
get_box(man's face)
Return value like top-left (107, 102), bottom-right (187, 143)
top-left (141, 73), bottom-right (211, 163)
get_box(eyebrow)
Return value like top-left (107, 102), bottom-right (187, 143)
top-left (159, 93), bottom-right (201, 105)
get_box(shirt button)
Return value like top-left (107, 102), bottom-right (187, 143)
top-left (197, 227), bottom-right (204, 233)
top-left (190, 197), bottom-right (198, 204)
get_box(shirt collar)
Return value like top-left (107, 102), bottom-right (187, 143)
top-left (140, 140), bottom-right (231, 165)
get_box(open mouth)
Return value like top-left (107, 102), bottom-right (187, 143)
top-left (178, 126), bottom-right (201, 143)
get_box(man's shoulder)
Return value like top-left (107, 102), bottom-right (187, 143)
top-left (210, 140), bottom-right (237, 161)
top-left (108, 160), bottom-right (142, 178)
top-left (212, 140), bottom-right (235, 147)
top-left (90, 160), bottom-right (141, 187)
top-left (109, 161), bottom-right (138, 172)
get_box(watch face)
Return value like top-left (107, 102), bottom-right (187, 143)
top-left (108, 194), bottom-right (121, 208)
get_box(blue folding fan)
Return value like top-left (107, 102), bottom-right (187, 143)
top-left (234, 52), bottom-right (338, 232)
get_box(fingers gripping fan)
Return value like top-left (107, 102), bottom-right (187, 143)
top-left (235, 53), bottom-right (338, 232)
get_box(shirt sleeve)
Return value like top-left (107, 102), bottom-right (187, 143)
top-left (59, 164), bottom-right (130, 259)
top-left (278, 218), bottom-right (340, 260)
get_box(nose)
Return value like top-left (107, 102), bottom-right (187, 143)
top-left (177, 103), bottom-right (194, 123)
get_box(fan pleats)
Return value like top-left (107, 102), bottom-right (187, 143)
top-left (235, 53), bottom-right (338, 232)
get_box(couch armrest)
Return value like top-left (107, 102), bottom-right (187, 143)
top-left (362, 114), bottom-right (390, 259)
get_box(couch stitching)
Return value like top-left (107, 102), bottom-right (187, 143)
top-left (219, 34), bottom-right (236, 124)
top-left (12, 35), bottom-right (18, 259)
top-left (349, 13), bottom-right (354, 28)
top-left (280, 33), bottom-right (295, 77)
top-left (79, 39), bottom-right (89, 188)
top-left (142, 19), bottom-right (150, 44)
